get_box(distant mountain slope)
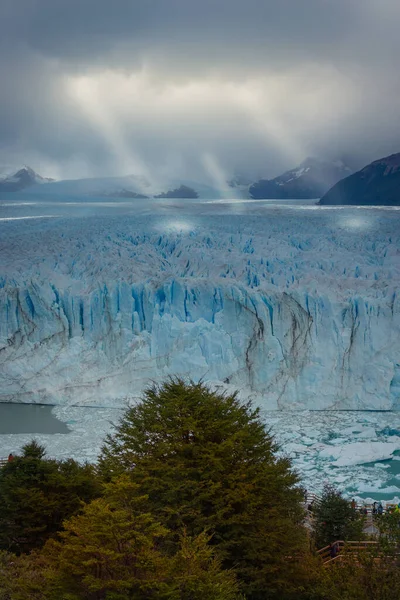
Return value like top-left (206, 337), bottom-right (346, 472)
top-left (319, 153), bottom-right (400, 206)
top-left (226, 175), bottom-right (252, 199)
top-left (24, 174), bottom-right (152, 198)
top-left (22, 175), bottom-right (227, 200)
top-left (0, 166), bottom-right (54, 192)
top-left (249, 158), bottom-right (352, 199)
top-left (154, 185), bottom-right (199, 199)
top-left (97, 189), bottom-right (149, 199)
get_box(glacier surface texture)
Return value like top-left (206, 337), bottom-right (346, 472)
top-left (0, 198), bottom-right (399, 409)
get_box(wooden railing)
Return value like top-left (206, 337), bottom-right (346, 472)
top-left (317, 540), bottom-right (381, 566)
top-left (305, 492), bottom-right (321, 507)
top-left (305, 491), bottom-right (394, 516)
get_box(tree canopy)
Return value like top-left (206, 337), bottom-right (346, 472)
top-left (99, 379), bottom-right (307, 599)
top-left (42, 476), bottom-right (241, 600)
top-left (313, 485), bottom-right (364, 548)
top-left (3, 382), bottom-right (400, 599)
top-left (0, 441), bottom-right (101, 554)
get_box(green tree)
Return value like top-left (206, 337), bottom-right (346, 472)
top-left (376, 510), bottom-right (400, 555)
top-left (26, 476), bottom-right (241, 600)
top-left (0, 548), bottom-right (56, 600)
top-left (47, 496), bottom-right (170, 599)
top-left (169, 530), bottom-right (242, 600)
top-left (0, 441), bottom-right (101, 554)
top-left (99, 379), bottom-right (308, 599)
top-left (317, 553), bottom-right (400, 600)
top-left (313, 485), bottom-right (364, 548)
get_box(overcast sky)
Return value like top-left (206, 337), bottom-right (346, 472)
top-left (0, 0), bottom-right (399, 182)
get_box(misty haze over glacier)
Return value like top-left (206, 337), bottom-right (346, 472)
top-left (1, 199), bottom-right (399, 411)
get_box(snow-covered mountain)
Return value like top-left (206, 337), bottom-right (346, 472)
top-left (0, 166), bottom-right (54, 192)
top-left (320, 153), bottom-right (400, 206)
top-left (249, 158), bottom-right (353, 199)
top-left (0, 201), bottom-right (399, 410)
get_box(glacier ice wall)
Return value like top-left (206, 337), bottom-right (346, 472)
top-left (0, 206), bottom-right (399, 409)
top-left (1, 279), bottom-right (398, 409)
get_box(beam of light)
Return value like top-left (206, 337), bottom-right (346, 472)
top-left (65, 69), bottom-right (312, 176)
top-left (232, 65), bottom-right (357, 172)
top-left (201, 153), bottom-right (232, 199)
top-left (231, 79), bottom-right (306, 167)
top-left (65, 74), bottom-right (152, 189)
top-left (64, 65), bottom-right (357, 182)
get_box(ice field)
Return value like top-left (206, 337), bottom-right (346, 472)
top-left (1, 196), bottom-right (400, 498)
top-left (2, 405), bottom-right (400, 501)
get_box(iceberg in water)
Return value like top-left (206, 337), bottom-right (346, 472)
top-left (319, 441), bottom-right (400, 467)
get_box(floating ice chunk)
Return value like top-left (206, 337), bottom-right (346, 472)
top-left (311, 443), bottom-right (326, 451)
top-left (357, 484), bottom-right (400, 495)
top-left (384, 436), bottom-right (400, 445)
top-left (341, 426), bottom-right (364, 435)
top-left (319, 441), bottom-right (400, 467)
top-left (296, 462), bottom-right (316, 471)
top-left (301, 437), bottom-right (315, 446)
top-left (354, 427), bottom-right (377, 439)
top-left (280, 431), bottom-right (301, 442)
top-left (331, 474), bottom-right (351, 483)
top-left (301, 428), bottom-right (321, 439)
top-left (283, 442), bottom-right (308, 455)
top-left (379, 427), bottom-right (400, 437)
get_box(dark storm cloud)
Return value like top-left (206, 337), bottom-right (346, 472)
top-left (0, 0), bottom-right (399, 179)
top-left (0, 0), bottom-right (384, 72)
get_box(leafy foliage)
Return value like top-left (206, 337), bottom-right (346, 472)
top-left (376, 510), bottom-right (400, 554)
top-left (318, 553), bottom-right (400, 600)
top-left (8, 382), bottom-right (400, 599)
top-left (99, 379), bottom-right (308, 599)
top-left (46, 492), bottom-right (171, 599)
top-left (0, 548), bottom-right (54, 600)
top-left (0, 441), bottom-right (101, 554)
top-left (313, 484), bottom-right (364, 548)
top-left (7, 476), bottom-right (241, 600)
top-left (169, 530), bottom-right (242, 600)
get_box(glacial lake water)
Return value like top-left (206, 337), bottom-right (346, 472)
top-left (2, 404), bottom-right (400, 504)
top-left (0, 403), bottom-right (70, 435)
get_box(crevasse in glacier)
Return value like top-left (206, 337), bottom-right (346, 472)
top-left (0, 205), bottom-right (399, 409)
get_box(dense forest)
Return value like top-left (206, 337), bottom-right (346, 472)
top-left (1, 380), bottom-right (400, 599)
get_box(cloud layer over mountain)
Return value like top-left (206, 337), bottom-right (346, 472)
top-left (0, 0), bottom-right (399, 182)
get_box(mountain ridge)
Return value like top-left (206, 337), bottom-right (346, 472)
top-left (319, 152), bottom-right (400, 206)
top-left (249, 157), bottom-right (352, 199)
top-left (0, 166), bottom-right (54, 192)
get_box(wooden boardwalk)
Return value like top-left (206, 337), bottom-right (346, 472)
top-left (317, 540), bottom-right (380, 567)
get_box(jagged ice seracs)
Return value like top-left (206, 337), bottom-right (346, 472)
top-left (0, 199), bottom-right (399, 410)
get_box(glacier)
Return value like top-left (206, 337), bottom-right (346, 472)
top-left (0, 198), bottom-right (400, 410)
